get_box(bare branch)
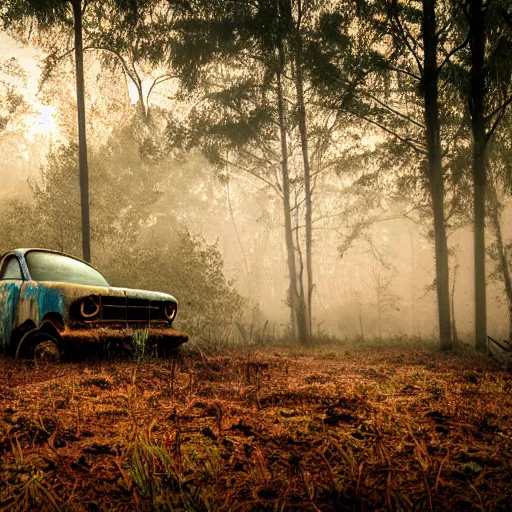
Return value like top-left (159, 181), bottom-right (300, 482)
top-left (387, 64), bottom-right (421, 81)
top-left (146, 73), bottom-right (179, 105)
top-left (390, 0), bottom-right (423, 75)
top-left (437, 33), bottom-right (470, 74)
top-left (364, 92), bottom-right (426, 129)
top-left (485, 95), bottom-right (512, 124)
top-left (485, 108), bottom-right (506, 144)
top-left (345, 109), bottom-right (428, 155)
top-left (219, 156), bottom-right (283, 197)
top-left (436, 16), bottom-right (455, 39)
top-left (84, 45), bottom-right (140, 89)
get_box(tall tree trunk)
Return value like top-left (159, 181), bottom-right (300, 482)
top-left (277, 60), bottom-right (300, 343)
top-left (293, 8), bottom-right (313, 343)
top-left (359, 302), bottom-right (365, 342)
top-left (469, 0), bottom-right (487, 352)
top-left (72, 0), bottom-right (91, 262)
top-left (377, 274), bottom-right (383, 344)
top-left (276, 0), bottom-right (309, 344)
top-left (488, 182), bottom-right (512, 339)
top-left (294, 192), bottom-right (309, 341)
top-left (451, 263), bottom-right (459, 348)
top-left (422, 0), bottom-right (452, 350)
top-left (137, 86), bottom-right (146, 120)
top-left (409, 229), bottom-right (417, 337)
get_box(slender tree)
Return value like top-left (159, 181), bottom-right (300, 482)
top-left (287, 0), bottom-right (313, 332)
top-left (277, 44), bottom-right (306, 343)
top-left (2, 0), bottom-right (144, 262)
top-left (421, 0), bottom-right (452, 350)
top-left (458, 0), bottom-right (512, 350)
top-left (309, 0), bottom-right (468, 349)
top-left (488, 178), bottom-right (512, 338)
top-left (71, 0), bottom-right (90, 261)
top-left (168, 0), bottom-right (349, 343)
top-left (484, 113), bottom-right (512, 338)
top-left (2, 0), bottom-right (92, 260)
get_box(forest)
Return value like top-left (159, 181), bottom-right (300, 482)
top-left (0, 0), bottom-right (511, 510)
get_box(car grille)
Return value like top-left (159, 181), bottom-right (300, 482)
top-left (88, 296), bottom-right (168, 326)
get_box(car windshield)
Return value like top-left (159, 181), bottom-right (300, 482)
top-left (26, 251), bottom-right (109, 287)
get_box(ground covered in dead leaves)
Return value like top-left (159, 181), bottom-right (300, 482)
top-left (0, 346), bottom-right (511, 511)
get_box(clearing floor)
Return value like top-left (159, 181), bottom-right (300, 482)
top-left (0, 346), bottom-right (511, 511)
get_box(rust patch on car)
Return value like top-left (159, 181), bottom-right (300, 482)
top-left (60, 327), bottom-right (189, 346)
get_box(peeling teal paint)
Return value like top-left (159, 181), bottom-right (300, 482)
top-left (20, 283), bottom-right (37, 298)
top-left (36, 285), bottom-right (65, 324)
top-left (0, 281), bottom-right (22, 348)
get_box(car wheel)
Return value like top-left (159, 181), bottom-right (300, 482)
top-left (15, 330), bottom-right (62, 361)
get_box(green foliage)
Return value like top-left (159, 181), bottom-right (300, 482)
top-left (129, 434), bottom-right (219, 511)
top-left (132, 329), bottom-right (151, 361)
top-left (2, 0), bottom-right (160, 117)
top-left (0, 57), bottom-right (29, 132)
top-left (27, 135), bottom-right (161, 257)
top-left (103, 233), bottom-right (246, 340)
top-left (1, 0), bottom-right (72, 30)
top-left (0, 196), bottom-right (43, 253)
top-left (442, 0), bottom-right (512, 126)
top-left (0, 118), bottom-right (244, 342)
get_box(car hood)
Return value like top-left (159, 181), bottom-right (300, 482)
top-left (26, 281), bottom-right (177, 304)
top-left (110, 286), bottom-right (177, 304)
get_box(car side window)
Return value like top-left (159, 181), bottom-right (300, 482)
top-left (0, 257), bottom-right (23, 280)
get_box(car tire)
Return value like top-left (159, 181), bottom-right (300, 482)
top-left (15, 330), bottom-right (62, 361)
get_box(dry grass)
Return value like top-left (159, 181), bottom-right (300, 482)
top-left (0, 346), bottom-right (511, 511)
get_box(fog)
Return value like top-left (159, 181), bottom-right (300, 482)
top-left (1, 4), bottom-right (511, 348)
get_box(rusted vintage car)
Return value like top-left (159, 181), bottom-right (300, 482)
top-left (0, 248), bottom-right (188, 359)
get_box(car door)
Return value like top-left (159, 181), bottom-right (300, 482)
top-left (0, 256), bottom-right (24, 351)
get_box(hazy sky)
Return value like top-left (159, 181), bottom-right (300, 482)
top-left (1, 31), bottom-right (59, 192)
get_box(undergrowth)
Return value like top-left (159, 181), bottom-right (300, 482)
top-left (0, 346), bottom-right (510, 511)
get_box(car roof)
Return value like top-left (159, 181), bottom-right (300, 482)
top-left (0, 248), bottom-right (101, 272)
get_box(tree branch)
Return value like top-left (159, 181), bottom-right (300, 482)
top-left (364, 92), bottom-right (426, 129)
top-left (84, 45), bottom-right (139, 89)
top-left (437, 33), bottom-right (470, 74)
top-left (219, 156), bottom-right (283, 197)
top-left (485, 107), bottom-right (506, 144)
top-left (146, 73), bottom-right (179, 105)
top-left (441, 118), bottom-right (469, 158)
top-left (485, 94), bottom-right (512, 123)
top-left (387, 64), bottom-right (421, 81)
top-left (390, 0), bottom-right (423, 75)
top-left (344, 109), bottom-right (428, 155)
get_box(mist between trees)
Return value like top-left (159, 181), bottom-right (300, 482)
top-left (0, 0), bottom-right (511, 350)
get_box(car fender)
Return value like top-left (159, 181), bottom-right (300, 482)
top-left (0, 281), bottom-right (22, 349)
top-left (16, 282), bottom-right (67, 330)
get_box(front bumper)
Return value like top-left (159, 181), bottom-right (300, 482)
top-left (61, 326), bottom-right (189, 347)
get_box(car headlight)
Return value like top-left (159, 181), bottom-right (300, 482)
top-left (164, 302), bottom-right (177, 322)
top-left (80, 295), bottom-right (101, 319)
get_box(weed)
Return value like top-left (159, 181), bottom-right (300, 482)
top-left (128, 433), bottom-right (219, 511)
top-left (0, 441), bottom-right (61, 512)
top-left (131, 329), bottom-right (151, 362)
top-left (1, 470), bottom-right (62, 512)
